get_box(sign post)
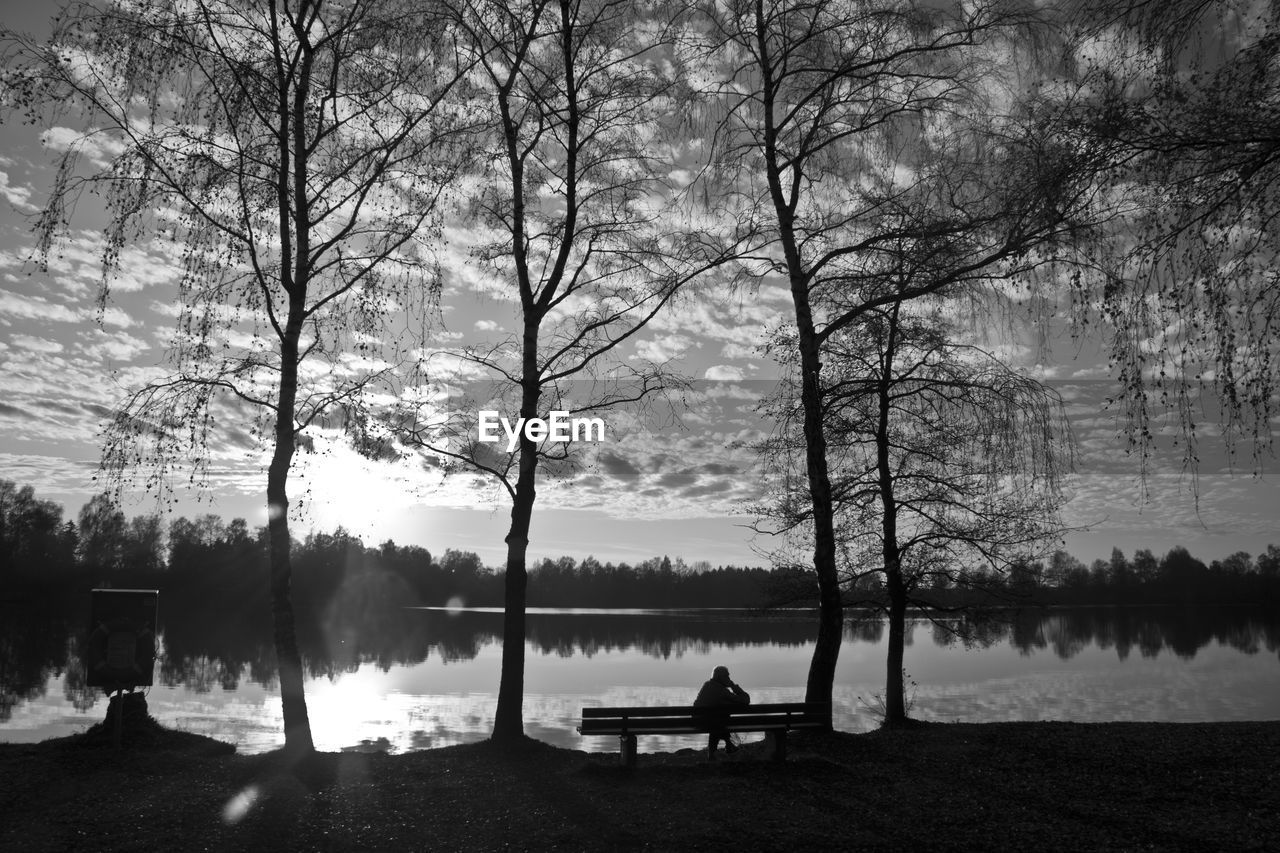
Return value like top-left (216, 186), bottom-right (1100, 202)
top-left (86, 589), bottom-right (159, 747)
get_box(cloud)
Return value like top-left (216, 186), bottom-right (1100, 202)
top-left (0, 384), bottom-right (117, 445)
top-left (0, 171), bottom-right (35, 211)
top-left (633, 334), bottom-right (694, 363)
top-left (105, 244), bottom-right (183, 292)
top-left (650, 288), bottom-right (784, 352)
top-left (1062, 471), bottom-right (1280, 547)
top-left (79, 330), bottom-right (150, 361)
top-left (417, 350), bottom-right (494, 382)
top-left (680, 479), bottom-right (732, 498)
top-left (0, 288), bottom-right (134, 331)
top-left (149, 299), bottom-right (183, 319)
top-left (702, 381), bottom-right (764, 402)
top-left (474, 319), bottom-right (500, 332)
top-left (99, 306), bottom-right (134, 328)
top-left (0, 291), bottom-right (81, 324)
top-left (0, 452), bottom-right (101, 496)
top-left (704, 364), bottom-right (744, 381)
top-left (432, 330), bottom-right (465, 343)
top-left (657, 469), bottom-right (699, 488)
top-left (720, 341), bottom-right (760, 360)
top-left (39, 127), bottom-right (126, 168)
top-left (598, 452), bottom-right (641, 479)
top-left (392, 388), bottom-right (774, 522)
top-left (0, 230), bottom-right (180, 308)
top-left (8, 334), bottom-right (63, 354)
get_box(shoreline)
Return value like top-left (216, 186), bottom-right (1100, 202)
top-left (3, 719), bottom-right (1277, 851)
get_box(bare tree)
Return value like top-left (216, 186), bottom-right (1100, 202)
top-left (3, 0), bottom-right (472, 753)
top-left (396, 0), bottom-right (730, 743)
top-left (691, 0), bottom-right (1102, 707)
top-left (759, 299), bottom-right (1073, 724)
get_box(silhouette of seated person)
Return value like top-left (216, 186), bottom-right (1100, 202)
top-left (693, 665), bottom-right (750, 757)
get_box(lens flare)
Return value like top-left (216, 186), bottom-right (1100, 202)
top-left (221, 784), bottom-right (260, 825)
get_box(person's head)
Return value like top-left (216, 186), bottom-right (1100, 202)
top-left (712, 665), bottom-right (732, 685)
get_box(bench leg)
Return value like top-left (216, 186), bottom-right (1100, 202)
top-left (766, 729), bottom-right (788, 762)
top-left (619, 734), bottom-right (637, 768)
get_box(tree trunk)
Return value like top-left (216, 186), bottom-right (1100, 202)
top-left (266, 311), bottom-right (314, 755)
top-left (492, 340), bottom-right (541, 744)
top-left (877, 305), bottom-right (907, 726)
top-left (753, 9), bottom-right (844, 709)
top-left (797, 319), bottom-right (843, 711)
top-left (492, 464), bottom-right (534, 743)
top-left (884, 565), bottom-right (908, 726)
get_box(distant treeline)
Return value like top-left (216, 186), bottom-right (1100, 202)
top-left (764, 544), bottom-right (1280, 609)
top-left (0, 480), bottom-right (770, 609)
top-left (3, 480), bottom-right (1279, 611)
top-left (993, 545), bottom-right (1280, 607)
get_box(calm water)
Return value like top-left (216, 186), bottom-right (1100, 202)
top-left (3, 606), bottom-right (1278, 754)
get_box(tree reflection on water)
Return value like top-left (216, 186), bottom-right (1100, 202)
top-left (932, 607), bottom-right (1280, 661)
top-left (3, 596), bottom-right (1279, 724)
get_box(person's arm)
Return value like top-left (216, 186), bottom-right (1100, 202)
top-left (727, 682), bottom-right (750, 704)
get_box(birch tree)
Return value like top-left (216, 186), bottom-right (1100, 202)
top-left (691, 0), bottom-right (1101, 707)
top-left (3, 0), bottom-right (472, 753)
top-left (400, 0), bottom-right (729, 742)
top-left (760, 300), bottom-right (1073, 724)
top-left (1065, 0), bottom-right (1280, 476)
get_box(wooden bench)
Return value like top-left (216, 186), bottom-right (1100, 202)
top-left (578, 702), bottom-right (830, 767)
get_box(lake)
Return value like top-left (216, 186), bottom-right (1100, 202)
top-left (3, 605), bottom-right (1278, 754)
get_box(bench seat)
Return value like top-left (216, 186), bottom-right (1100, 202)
top-left (579, 702), bottom-right (830, 766)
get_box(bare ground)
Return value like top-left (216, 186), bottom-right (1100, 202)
top-left (1, 719), bottom-right (1276, 851)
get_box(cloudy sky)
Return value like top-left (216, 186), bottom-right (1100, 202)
top-left (1, 6), bottom-right (1277, 572)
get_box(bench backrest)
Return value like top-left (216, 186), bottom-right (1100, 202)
top-left (580, 701), bottom-right (830, 734)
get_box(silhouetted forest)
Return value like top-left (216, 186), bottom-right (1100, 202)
top-left (0, 480), bottom-right (774, 611)
top-left (4, 481), bottom-right (1279, 614)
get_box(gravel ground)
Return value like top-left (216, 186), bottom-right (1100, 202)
top-left (1, 717), bottom-right (1276, 851)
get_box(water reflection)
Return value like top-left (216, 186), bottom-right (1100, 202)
top-left (934, 607), bottom-right (1280, 661)
top-left (2, 598), bottom-right (1279, 752)
top-left (430, 608), bottom-right (850, 659)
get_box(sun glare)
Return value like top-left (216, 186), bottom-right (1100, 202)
top-left (291, 436), bottom-right (435, 540)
